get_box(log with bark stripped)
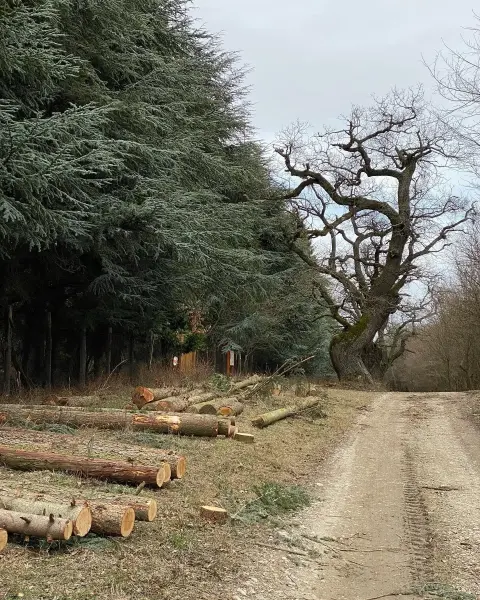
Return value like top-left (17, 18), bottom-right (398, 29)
top-left (0, 528), bottom-right (6, 552)
top-left (0, 496), bottom-right (92, 536)
top-left (132, 387), bottom-right (180, 409)
top-left (251, 397), bottom-right (322, 428)
top-left (0, 445), bottom-right (167, 487)
top-left (0, 406), bottom-right (220, 437)
top-left (0, 509), bottom-right (72, 540)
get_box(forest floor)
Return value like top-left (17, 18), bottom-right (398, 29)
top-left (1, 387), bottom-right (480, 599)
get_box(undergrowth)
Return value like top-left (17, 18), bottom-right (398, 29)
top-left (416, 583), bottom-right (476, 599)
top-left (234, 482), bottom-right (311, 523)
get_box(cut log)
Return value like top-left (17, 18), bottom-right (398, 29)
top-left (150, 453), bottom-right (186, 479)
top-left (78, 500), bottom-right (135, 537)
top-left (188, 400), bottom-right (218, 415)
top-left (132, 387), bottom-right (180, 409)
top-left (0, 528), bottom-right (7, 552)
top-left (233, 432), bottom-right (255, 444)
top-left (217, 418), bottom-right (234, 437)
top-left (200, 506), bottom-right (228, 523)
top-left (0, 509), bottom-right (72, 540)
top-left (0, 445), bottom-right (167, 487)
top-left (112, 498), bottom-right (157, 522)
top-left (0, 497), bottom-right (92, 537)
top-left (185, 392), bottom-right (219, 408)
top-left (214, 398), bottom-right (244, 417)
top-left (251, 397), bottom-right (321, 428)
top-left (0, 405), bottom-right (219, 437)
top-left (231, 374), bottom-right (262, 391)
top-left (145, 396), bottom-right (191, 412)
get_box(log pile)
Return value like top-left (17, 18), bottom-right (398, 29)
top-left (0, 405), bottom-right (236, 439)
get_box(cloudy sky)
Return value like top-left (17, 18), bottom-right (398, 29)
top-left (193, 1), bottom-right (477, 142)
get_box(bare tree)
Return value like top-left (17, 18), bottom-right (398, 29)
top-left (275, 89), bottom-right (473, 381)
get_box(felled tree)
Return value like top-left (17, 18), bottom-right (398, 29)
top-left (276, 89), bottom-right (473, 381)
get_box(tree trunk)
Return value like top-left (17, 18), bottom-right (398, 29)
top-left (128, 334), bottom-right (135, 383)
top-left (106, 326), bottom-right (112, 375)
top-left (251, 397), bottom-right (321, 428)
top-left (79, 325), bottom-right (87, 388)
top-left (0, 528), bottom-right (6, 552)
top-left (0, 445), bottom-right (167, 487)
top-left (0, 496), bottom-right (91, 537)
top-left (231, 374), bottom-right (262, 390)
top-left (0, 405), bottom-right (219, 437)
top-left (0, 508), bottom-right (72, 540)
top-left (43, 395), bottom-right (102, 407)
top-left (217, 418), bottom-right (236, 437)
top-left (194, 398), bottom-right (244, 416)
top-left (77, 500), bottom-right (135, 537)
top-left (45, 311), bottom-right (52, 391)
top-left (3, 305), bottom-right (12, 396)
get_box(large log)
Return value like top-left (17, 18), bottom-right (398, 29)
top-left (0, 445), bottom-right (167, 487)
top-left (0, 405), bottom-right (219, 437)
top-left (132, 387), bottom-right (180, 409)
top-left (0, 509), bottom-right (72, 540)
top-left (217, 418), bottom-right (236, 437)
top-left (111, 498), bottom-right (157, 522)
top-left (192, 398), bottom-right (244, 416)
top-left (251, 397), bottom-right (322, 428)
top-left (145, 396), bottom-right (191, 412)
top-left (77, 500), bottom-right (135, 537)
top-left (185, 391), bottom-right (219, 407)
top-left (0, 496), bottom-right (92, 537)
top-left (0, 528), bottom-right (7, 552)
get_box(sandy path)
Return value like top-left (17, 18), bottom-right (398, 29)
top-left (233, 392), bottom-right (480, 600)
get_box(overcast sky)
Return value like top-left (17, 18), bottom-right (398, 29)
top-left (193, 1), bottom-right (477, 142)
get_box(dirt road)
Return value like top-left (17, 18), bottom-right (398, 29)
top-left (234, 392), bottom-right (480, 600)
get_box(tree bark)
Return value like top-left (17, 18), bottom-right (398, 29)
top-left (0, 528), bottom-right (6, 552)
top-left (3, 305), bottom-right (12, 396)
top-left (0, 445), bottom-right (167, 487)
top-left (231, 374), bottom-right (262, 390)
top-left (251, 397), bottom-right (321, 428)
top-left (0, 508), bottom-right (72, 540)
top-left (45, 311), bottom-right (52, 391)
top-left (0, 497), bottom-right (91, 537)
top-left (106, 326), bottom-right (112, 375)
top-left (78, 500), bottom-right (135, 537)
top-left (217, 418), bottom-right (236, 437)
top-left (79, 324), bottom-right (87, 388)
top-left (0, 405), bottom-right (219, 437)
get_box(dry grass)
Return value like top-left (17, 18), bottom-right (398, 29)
top-left (0, 382), bottom-right (377, 600)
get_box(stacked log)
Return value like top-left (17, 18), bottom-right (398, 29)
top-left (132, 387), bottom-right (181, 409)
top-left (188, 398), bottom-right (244, 416)
top-left (0, 406), bottom-right (221, 437)
top-left (0, 496), bottom-right (92, 536)
top-left (0, 445), bottom-right (168, 487)
top-left (0, 509), bottom-right (72, 540)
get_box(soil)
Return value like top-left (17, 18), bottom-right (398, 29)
top-left (231, 392), bottom-right (480, 600)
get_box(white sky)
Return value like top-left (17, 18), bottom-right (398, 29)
top-left (193, 1), bottom-right (477, 141)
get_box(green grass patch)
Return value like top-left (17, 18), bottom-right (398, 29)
top-left (415, 583), bottom-right (476, 599)
top-left (234, 482), bottom-right (311, 523)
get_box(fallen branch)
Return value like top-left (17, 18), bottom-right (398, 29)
top-left (251, 397), bottom-right (322, 428)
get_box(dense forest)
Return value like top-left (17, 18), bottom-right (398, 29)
top-left (2, 1), bottom-right (480, 392)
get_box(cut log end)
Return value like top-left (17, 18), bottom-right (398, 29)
top-left (144, 499), bottom-right (157, 522)
top-left (73, 506), bottom-right (92, 537)
top-left (120, 507), bottom-right (135, 537)
top-left (174, 456), bottom-right (187, 479)
top-left (132, 386), bottom-right (154, 408)
top-left (0, 528), bottom-right (7, 552)
top-left (233, 432), bottom-right (255, 444)
top-left (200, 505), bottom-right (228, 524)
top-left (156, 465), bottom-right (168, 488)
top-left (162, 462), bottom-right (172, 485)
